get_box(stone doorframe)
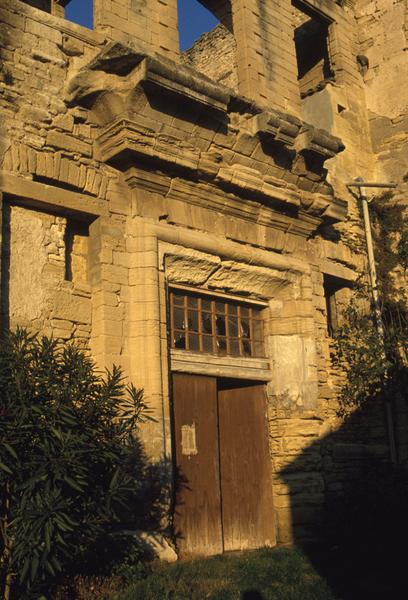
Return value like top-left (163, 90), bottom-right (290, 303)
top-left (125, 217), bottom-right (319, 540)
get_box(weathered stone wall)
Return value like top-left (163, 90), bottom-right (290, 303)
top-left (93, 0), bottom-right (179, 60)
top-left (1, 204), bottom-right (92, 345)
top-left (355, 0), bottom-right (408, 184)
top-left (182, 24), bottom-right (238, 91)
top-left (0, 0), bottom-right (131, 367)
top-left (1, 0), bottom-right (405, 550)
top-left (180, 6), bottom-right (390, 534)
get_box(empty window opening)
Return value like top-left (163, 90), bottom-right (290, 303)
top-left (178, 0), bottom-right (220, 51)
top-left (65, 0), bottom-right (93, 29)
top-left (64, 220), bottom-right (89, 284)
top-left (292, 1), bottom-right (333, 98)
top-left (324, 275), bottom-right (352, 337)
top-left (22, 0), bottom-right (93, 28)
top-left (22, 0), bottom-right (52, 11)
top-left (170, 288), bottom-right (266, 358)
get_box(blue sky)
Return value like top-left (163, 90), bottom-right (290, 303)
top-left (65, 0), bottom-right (219, 51)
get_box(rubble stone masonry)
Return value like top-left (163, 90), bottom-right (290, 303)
top-left (0, 0), bottom-right (407, 549)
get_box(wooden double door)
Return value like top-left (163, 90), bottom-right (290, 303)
top-left (172, 374), bottom-right (276, 556)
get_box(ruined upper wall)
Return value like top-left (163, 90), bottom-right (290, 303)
top-left (356, 0), bottom-right (408, 184)
top-left (181, 25), bottom-right (238, 91)
top-left (15, 0), bottom-right (362, 122)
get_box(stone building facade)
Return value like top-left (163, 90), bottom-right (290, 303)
top-left (0, 0), bottom-right (407, 553)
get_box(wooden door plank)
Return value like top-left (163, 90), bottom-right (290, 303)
top-left (172, 373), bottom-right (223, 556)
top-left (218, 382), bottom-right (276, 551)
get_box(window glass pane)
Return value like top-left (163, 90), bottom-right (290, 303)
top-left (174, 308), bottom-right (185, 330)
top-left (188, 296), bottom-right (198, 308)
top-left (243, 340), bottom-right (251, 356)
top-left (230, 339), bottom-right (240, 356)
top-left (189, 333), bottom-right (200, 351)
top-left (240, 319), bottom-right (250, 338)
top-left (217, 337), bottom-right (227, 355)
top-left (202, 313), bottom-right (213, 334)
top-left (228, 317), bottom-right (238, 337)
top-left (241, 307), bottom-right (249, 317)
top-left (174, 308), bottom-right (186, 329)
top-left (215, 301), bottom-right (225, 314)
top-left (172, 293), bottom-right (185, 306)
top-left (216, 315), bottom-right (226, 336)
top-left (188, 310), bottom-right (199, 332)
top-left (174, 332), bottom-right (186, 349)
top-left (202, 335), bottom-right (213, 353)
top-left (228, 304), bottom-right (237, 316)
top-left (202, 299), bottom-right (212, 311)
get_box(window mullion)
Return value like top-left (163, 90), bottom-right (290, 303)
top-left (211, 300), bottom-right (217, 355)
top-left (225, 303), bottom-right (231, 355)
top-left (198, 297), bottom-right (203, 352)
top-left (237, 305), bottom-right (243, 357)
top-left (249, 308), bottom-right (255, 357)
top-left (184, 296), bottom-right (189, 351)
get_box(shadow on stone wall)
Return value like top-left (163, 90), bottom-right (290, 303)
top-left (0, 17), bottom-right (12, 332)
top-left (0, 202), bottom-right (10, 332)
top-left (281, 393), bottom-right (408, 600)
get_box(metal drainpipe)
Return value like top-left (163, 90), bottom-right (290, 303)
top-left (346, 177), bottom-right (398, 464)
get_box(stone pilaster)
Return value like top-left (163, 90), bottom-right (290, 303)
top-left (127, 220), bottom-right (169, 460)
top-left (89, 216), bottom-right (129, 374)
top-left (231, 0), bottom-right (301, 115)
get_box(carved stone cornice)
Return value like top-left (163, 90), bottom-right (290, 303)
top-left (67, 41), bottom-right (230, 116)
top-left (246, 111), bottom-right (344, 161)
top-left (295, 125), bottom-right (345, 161)
top-left (124, 165), bottom-right (320, 238)
top-left (97, 117), bottom-right (202, 171)
top-left (66, 42), bottom-right (348, 232)
top-left (246, 111), bottom-right (301, 147)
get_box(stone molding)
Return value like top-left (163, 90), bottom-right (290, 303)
top-left (247, 111), bottom-right (301, 147)
top-left (67, 42), bottom-right (231, 113)
top-left (66, 43), bottom-right (348, 232)
top-left (125, 166), bottom-right (321, 239)
top-left (150, 220), bottom-right (310, 274)
top-left (0, 173), bottom-right (108, 219)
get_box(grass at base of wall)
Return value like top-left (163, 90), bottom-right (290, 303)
top-left (109, 547), bottom-right (337, 600)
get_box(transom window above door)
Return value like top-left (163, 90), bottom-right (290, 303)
top-left (169, 288), bottom-right (266, 358)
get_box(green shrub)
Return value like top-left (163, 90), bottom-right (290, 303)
top-left (0, 329), bottom-right (159, 599)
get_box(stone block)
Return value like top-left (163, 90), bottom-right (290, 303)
top-left (46, 130), bottom-right (92, 157)
top-left (101, 264), bottom-right (128, 286)
top-left (53, 113), bottom-right (74, 132)
top-left (25, 18), bottom-right (62, 45)
top-left (53, 291), bottom-right (91, 324)
top-left (278, 419), bottom-right (323, 438)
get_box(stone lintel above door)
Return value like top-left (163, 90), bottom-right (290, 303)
top-left (170, 349), bottom-right (272, 382)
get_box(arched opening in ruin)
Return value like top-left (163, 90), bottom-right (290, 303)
top-left (65, 0), bottom-right (93, 29)
top-left (177, 0), bottom-right (220, 51)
